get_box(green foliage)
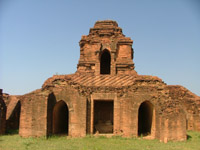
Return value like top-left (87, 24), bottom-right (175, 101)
top-left (0, 131), bottom-right (200, 150)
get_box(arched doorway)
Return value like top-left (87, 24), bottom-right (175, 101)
top-left (100, 50), bottom-right (111, 74)
top-left (52, 100), bottom-right (69, 135)
top-left (138, 101), bottom-right (153, 136)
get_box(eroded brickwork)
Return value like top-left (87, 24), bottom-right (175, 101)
top-left (1, 20), bottom-right (199, 142)
top-left (167, 85), bottom-right (200, 132)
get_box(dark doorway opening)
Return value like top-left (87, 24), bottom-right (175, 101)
top-left (52, 100), bottom-right (69, 135)
top-left (138, 101), bottom-right (153, 136)
top-left (6, 101), bottom-right (21, 134)
top-left (47, 93), bottom-right (56, 136)
top-left (93, 100), bottom-right (113, 134)
top-left (100, 50), bottom-right (111, 74)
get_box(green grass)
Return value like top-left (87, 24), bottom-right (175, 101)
top-left (0, 131), bottom-right (200, 150)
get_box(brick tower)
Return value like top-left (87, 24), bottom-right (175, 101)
top-left (77, 20), bottom-right (137, 76)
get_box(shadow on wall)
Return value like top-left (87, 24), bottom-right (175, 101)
top-left (6, 101), bottom-right (21, 134)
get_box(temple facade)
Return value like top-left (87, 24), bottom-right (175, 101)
top-left (1, 20), bottom-right (200, 142)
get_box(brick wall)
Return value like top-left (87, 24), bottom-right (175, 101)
top-left (0, 89), bottom-right (6, 134)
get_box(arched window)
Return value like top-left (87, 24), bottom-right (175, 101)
top-left (52, 100), bottom-right (69, 135)
top-left (100, 50), bottom-right (111, 74)
top-left (138, 101), bottom-right (153, 136)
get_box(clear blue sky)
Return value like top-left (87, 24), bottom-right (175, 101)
top-left (0, 0), bottom-right (200, 96)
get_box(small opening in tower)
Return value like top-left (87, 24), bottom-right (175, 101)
top-left (100, 50), bottom-right (111, 74)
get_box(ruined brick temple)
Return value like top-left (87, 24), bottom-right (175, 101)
top-left (0, 20), bottom-right (200, 142)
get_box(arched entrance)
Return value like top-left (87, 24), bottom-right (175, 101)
top-left (52, 100), bottom-right (69, 135)
top-left (138, 101), bottom-right (153, 136)
top-left (100, 50), bottom-right (111, 74)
